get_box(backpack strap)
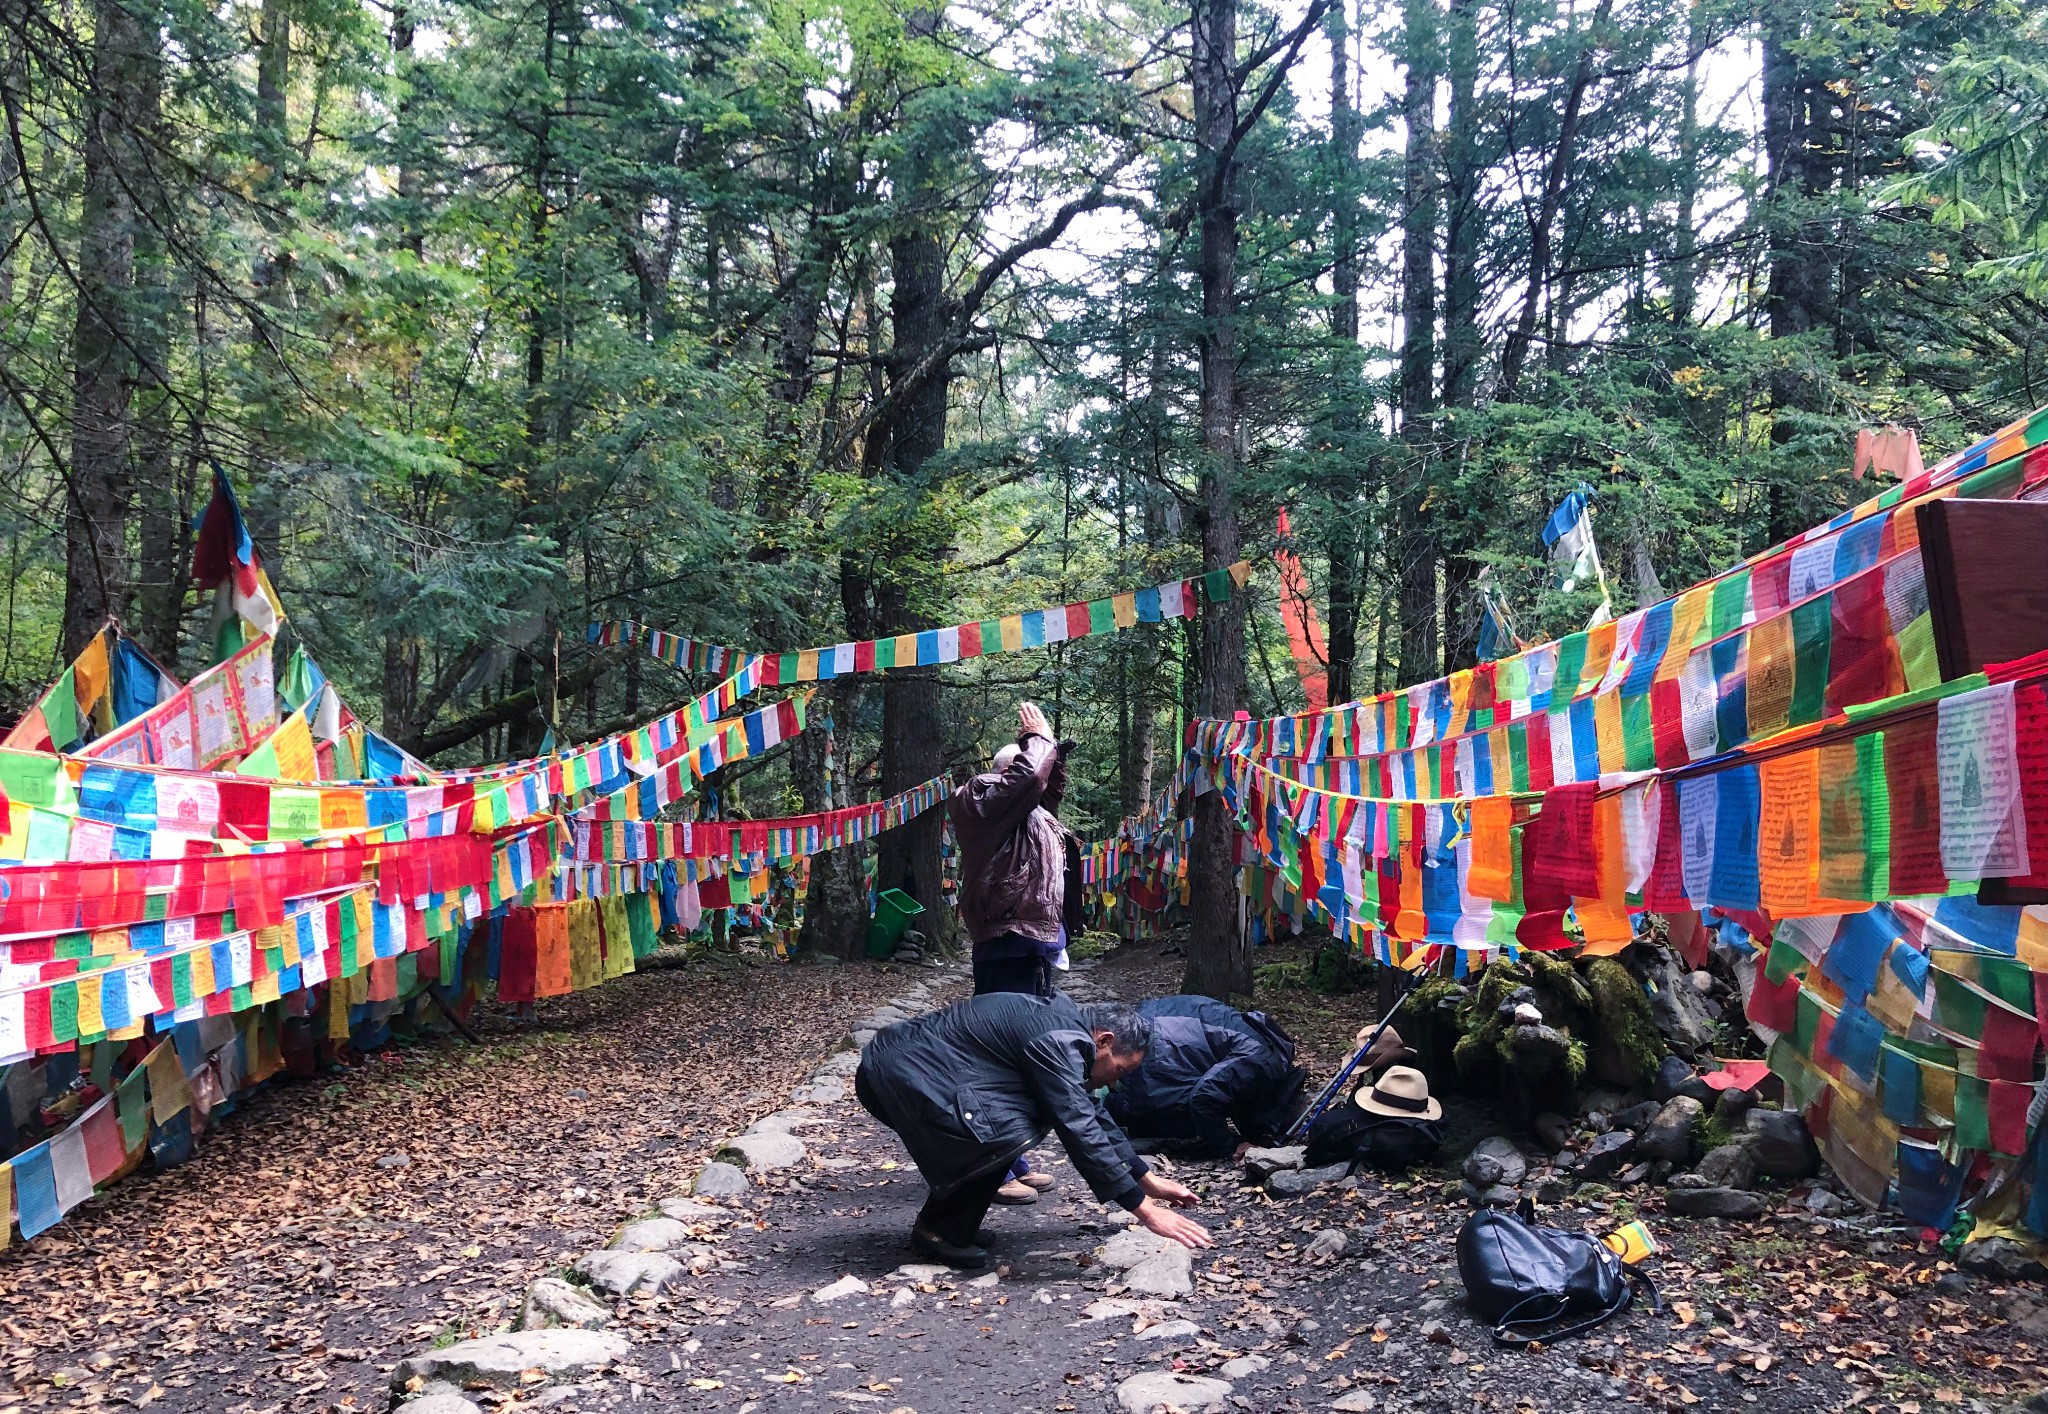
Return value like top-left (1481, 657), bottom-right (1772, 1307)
top-left (1490, 1266), bottom-right (1659, 1350)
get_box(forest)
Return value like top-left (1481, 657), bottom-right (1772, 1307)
top-left (3, 0), bottom-right (2046, 986)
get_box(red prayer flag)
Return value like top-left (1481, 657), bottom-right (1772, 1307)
top-left (1885, 715), bottom-right (1946, 895)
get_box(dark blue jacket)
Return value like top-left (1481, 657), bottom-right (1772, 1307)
top-left (1106, 996), bottom-right (1304, 1156)
top-left (856, 992), bottom-right (1148, 1207)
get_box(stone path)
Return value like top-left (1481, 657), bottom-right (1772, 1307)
top-left (380, 953), bottom-right (2045, 1414)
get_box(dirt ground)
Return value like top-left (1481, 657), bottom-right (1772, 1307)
top-left (2, 936), bottom-right (2044, 1414)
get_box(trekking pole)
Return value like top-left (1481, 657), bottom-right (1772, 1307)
top-left (1285, 967), bottom-right (1422, 1141)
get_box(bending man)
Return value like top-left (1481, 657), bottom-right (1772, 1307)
top-left (855, 994), bottom-right (1212, 1267)
top-left (1107, 996), bottom-right (1308, 1159)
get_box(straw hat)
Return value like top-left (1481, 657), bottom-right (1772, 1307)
top-left (1352, 1065), bottom-right (1442, 1121)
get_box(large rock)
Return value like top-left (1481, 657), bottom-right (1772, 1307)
top-left (692, 1162), bottom-right (750, 1197)
top-left (748, 1109), bottom-right (827, 1135)
top-left (611, 1217), bottom-right (690, 1253)
top-left (1637, 947), bottom-right (1721, 1058)
top-left (1268, 1162), bottom-right (1350, 1198)
top-left (1961, 1238), bottom-right (2048, 1282)
top-left (1652, 1055), bottom-right (1715, 1105)
top-left (656, 1197), bottom-right (725, 1222)
top-left (1122, 1247), bottom-right (1195, 1298)
top-left (1115, 1371), bottom-right (1232, 1414)
top-left (391, 1330), bottom-right (628, 1391)
top-left (573, 1251), bottom-right (685, 1297)
top-left (1532, 1113), bottom-right (1574, 1153)
top-left (520, 1277), bottom-right (611, 1331)
top-left (1242, 1145), bottom-right (1306, 1182)
top-left (1637, 1096), bottom-right (1703, 1164)
top-left (1096, 1227), bottom-right (1176, 1270)
top-left (716, 1131), bottom-right (806, 1171)
top-left (1134, 1318), bottom-right (1202, 1343)
top-left (1303, 1229), bottom-right (1348, 1260)
top-left (405, 1395), bottom-right (482, 1414)
top-left (812, 1275), bottom-right (870, 1304)
top-left (1576, 1130), bottom-right (1638, 1184)
top-left (1612, 1101), bottom-right (1662, 1133)
top-left (1463, 1137), bottom-right (1528, 1188)
top-left (789, 1079), bottom-right (845, 1106)
top-left (1694, 1143), bottom-right (1757, 1190)
top-left (1666, 1186), bottom-right (1767, 1220)
top-left (1743, 1108), bottom-right (1819, 1181)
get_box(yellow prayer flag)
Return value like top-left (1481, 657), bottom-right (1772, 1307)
top-left (1758, 751), bottom-right (1820, 914)
top-left (145, 1042), bottom-right (192, 1124)
top-left (1581, 618), bottom-right (1617, 692)
top-left (1578, 796), bottom-right (1634, 949)
top-left (1112, 593), bottom-right (1137, 630)
top-left (271, 713), bottom-right (319, 781)
top-left (320, 789), bottom-right (369, 833)
top-left (91, 927), bottom-right (126, 958)
top-left (1662, 588), bottom-right (1710, 678)
top-left (75, 977), bottom-right (105, 1038)
top-left (891, 633), bottom-right (919, 666)
top-left (797, 649), bottom-right (820, 681)
top-left (0, 1162), bottom-right (11, 1249)
top-left (1594, 691), bottom-right (1625, 774)
top-left (1746, 616), bottom-right (1796, 741)
top-left (73, 632), bottom-right (110, 715)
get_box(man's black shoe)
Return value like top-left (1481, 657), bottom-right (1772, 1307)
top-left (910, 1223), bottom-right (989, 1269)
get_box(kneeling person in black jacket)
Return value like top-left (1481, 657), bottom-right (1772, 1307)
top-left (1105, 996), bottom-right (1309, 1159)
top-left (856, 994), bottom-right (1212, 1268)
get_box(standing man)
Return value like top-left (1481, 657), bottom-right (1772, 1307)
top-left (950, 700), bottom-right (1078, 999)
top-left (855, 994), bottom-right (1213, 1267)
top-left (948, 702), bottom-right (1080, 1203)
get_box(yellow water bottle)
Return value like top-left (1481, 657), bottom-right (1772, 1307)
top-left (1601, 1220), bottom-right (1656, 1265)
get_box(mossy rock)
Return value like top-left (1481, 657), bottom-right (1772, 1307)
top-left (1583, 956), bottom-right (1665, 1089)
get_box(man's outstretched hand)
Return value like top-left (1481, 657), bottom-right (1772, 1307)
top-left (1017, 701), bottom-right (1052, 741)
top-left (1135, 1197), bottom-right (1213, 1250)
top-left (1139, 1171), bottom-right (1200, 1207)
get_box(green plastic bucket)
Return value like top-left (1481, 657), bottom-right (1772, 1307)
top-left (864, 888), bottom-right (926, 958)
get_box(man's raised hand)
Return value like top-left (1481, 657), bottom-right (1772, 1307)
top-left (1017, 701), bottom-right (1052, 741)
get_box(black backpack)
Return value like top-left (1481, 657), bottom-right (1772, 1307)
top-left (1239, 1008), bottom-right (1298, 1066)
top-left (1456, 1201), bottom-right (1660, 1348)
top-left (1302, 1101), bottom-right (1445, 1172)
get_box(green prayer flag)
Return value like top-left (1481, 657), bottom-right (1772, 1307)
top-left (1709, 569), bottom-right (1750, 640)
top-left (1789, 594), bottom-right (1832, 726)
top-left (50, 980), bottom-right (78, 1044)
top-left (1553, 633), bottom-right (1588, 700)
top-left (1202, 567), bottom-right (1231, 604)
top-left (43, 668), bottom-right (79, 750)
top-left (1507, 722), bottom-right (1530, 792)
top-left (1896, 613), bottom-right (1942, 693)
top-left (977, 620), bottom-right (1002, 656)
top-left (1931, 971), bottom-right (1987, 1037)
top-left (1087, 598), bottom-right (1114, 635)
top-left (0, 750), bottom-right (70, 809)
top-left (117, 1066), bottom-right (149, 1148)
top-left (171, 952), bottom-right (193, 1006)
top-left (777, 652), bottom-right (800, 681)
top-left (1622, 692), bottom-right (1655, 772)
top-left (1953, 1075), bottom-right (1993, 1152)
top-left (874, 636), bottom-right (897, 670)
top-left (271, 787), bottom-right (322, 837)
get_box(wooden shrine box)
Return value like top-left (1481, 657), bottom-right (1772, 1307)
top-left (1916, 497), bottom-right (2048, 901)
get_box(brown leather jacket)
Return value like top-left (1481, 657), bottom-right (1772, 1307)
top-left (948, 734), bottom-right (1080, 950)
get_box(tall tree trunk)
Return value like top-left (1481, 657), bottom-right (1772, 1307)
top-left (1185, 0), bottom-right (1250, 1001)
top-left (872, 95), bottom-right (951, 931)
top-left (1671, 4), bottom-right (1702, 325)
top-left (1761, 4), bottom-right (1832, 543)
top-left (129, 25), bottom-right (182, 670)
top-left (64, 0), bottom-right (151, 659)
top-left (795, 678), bottom-right (870, 957)
top-left (1393, 0), bottom-right (1440, 687)
top-left (1323, 0), bottom-right (1364, 706)
top-left (1497, 0), bottom-right (1612, 401)
top-left (1440, 0), bottom-right (1482, 410)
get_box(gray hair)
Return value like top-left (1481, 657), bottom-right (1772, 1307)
top-left (993, 742), bottom-right (1023, 770)
top-left (1079, 1002), bottom-right (1152, 1057)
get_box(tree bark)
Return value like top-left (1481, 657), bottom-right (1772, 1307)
top-left (1440, 0), bottom-right (1483, 410)
top-left (1185, 0), bottom-right (1250, 1001)
top-left (1496, 0), bottom-right (1612, 401)
top-left (1393, 0), bottom-right (1440, 687)
top-left (64, 0), bottom-right (151, 659)
top-left (1323, 0), bottom-right (1364, 707)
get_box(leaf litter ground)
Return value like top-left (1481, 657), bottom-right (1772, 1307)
top-left (2, 938), bottom-right (2043, 1414)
